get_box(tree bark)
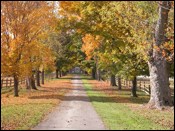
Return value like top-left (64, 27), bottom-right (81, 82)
top-left (56, 69), bottom-right (59, 78)
top-left (62, 71), bottom-right (64, 76)
top-left (131, 76), bottom-right (137, 97)
top-left (92, 67), bottom-right (96, 79)
top-left (110, 75), bottom-right (116, 86)
top-left (26, 77), bottom-right (31, 89)
top-left (118, 77), bottom-right (122, 90)
top-left (97, 69), bottom-right (101, 81)
top-left (36, 70), bottom-right (40, 86)
top-left (62, 71), bottom-right (66, 76)
top-left (41, 70), bottom-right (44, 84)
top-left (31, 74), bottom-right (37, 90)
top-left (14, 74), bottom-right (19, 97)
top-left (59, 70), bottom-right (62, 77)
top-left (148, 1), bottom-right (172, 108)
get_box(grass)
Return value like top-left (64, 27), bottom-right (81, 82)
top-left (1, 87), bottom-right (14, 94)
top-left (1, 103), bottom-right (53, 130)
top-left (82, 78), bottom-right (174, 130)
top-left (1, 75), bottom-right (73, 130)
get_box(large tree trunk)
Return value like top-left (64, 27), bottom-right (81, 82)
top-left (148, 1), bottom-right (172, 108)
top-left (56, 69), bottom-right (59, 78)
top-left (41, 70), bottom-right (44, 84)
top-left (14, 74), bottom-right (19, 97)
top-left (36, 70), bottom-right (40, 86)
top-left (110, 75), bottom-right (116, 86)
top-left (131, 76), bottom-right (137, 97)
top-left (118, 77), bottom-right (122, 90)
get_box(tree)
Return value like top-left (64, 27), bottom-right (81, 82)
top-left (1, 1), bottom-right (55, 96)
top-left (148, 1), bottom-right (173, 108)
top-left (58, 1), bottom-right (174, 105)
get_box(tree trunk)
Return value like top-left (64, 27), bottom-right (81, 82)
top-left (148, 1), bottom-right (172, 108)
top-left (59, 70), bottom-right (62, 77)
top-left (41, 70), bottom-right (44, 84)
top-left (95, 58), bottom-right (98, 80)
top-left (92, 67), bottom-right (96, 79)
top-left (118, 77), bottom-right (122, 90)
top-left (97, 69), bottom-right (101, 81)
top-left (110, 75), bottom-right (116, 86)
top-left (26, 77), bottom-right (31, 89)
top-left (131, 76), bottom-right (137, 97)
top-left (36, 70), bottom-right (40, 86)
top-left (56, 69), bottom-right (59, 78)
top-left (31, 74), bottom-right (37, 90)
top-left (14, 74), bottom-right (19, 97)
top-left (62, 71), bottom-right (66, 76)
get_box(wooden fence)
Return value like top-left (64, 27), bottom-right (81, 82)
top-left (1, 74), bottom-right (173, 95)
top-left (118, 78), bottom-right (174, 95)
top-left (44, 72), bottom-right (56, 81)
top-left (1, 78), bottom-right (26, 88)
top-left (1, 72), bottom-right (56, 88)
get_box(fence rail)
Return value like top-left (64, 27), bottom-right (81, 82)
top-left (118, 78), bottom-right (174, 95)
top-left (1, 72), bottom-right (56, 88)
top-left (1, 74), bottom-right (174, 95)
top-left (1, 78), bottom-right (26, 88)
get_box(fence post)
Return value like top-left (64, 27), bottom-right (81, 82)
top-left (1, 79), bottom-right (3, 88)
top-left (10, 79), bottom-right (12, 87)
top-left (42, 70), bottom-right (44, 84)
top-left (148, 85), bottom-right (151, 94)
top-left (6, 79), bottom-right (8, 87)
top-left (140, 81), bottom-right (141, 89)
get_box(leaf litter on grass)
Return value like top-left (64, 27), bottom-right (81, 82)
top-left (1, 77), bottom-right (73, 130)
top-left (88, 79), bottom-right (174, 130)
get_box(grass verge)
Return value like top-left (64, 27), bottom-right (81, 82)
top-left (82, 78), bottom-right (174, 130)
top-left (1, 75), bottom-right (73, 130)
top-left (1, 103), bottom-right (53, 130)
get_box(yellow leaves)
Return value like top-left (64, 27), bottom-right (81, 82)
top-left (77, 29), bottom-right (82, 33)
top-left (59, 2), bottom-right (80, 18)
top-left (153, 42), bottom-right (174, 62)
top-left (163, 42), bottom-right (174, 51)
top-left (162, 42), bottom-right (174, 61)
top-left (1, 1), bottom-right (56, 77)
top-left (81, 34), bottom-right (102, 60)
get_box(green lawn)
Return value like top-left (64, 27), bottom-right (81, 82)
top-left (1, 103), bottom-right (54, 130)
top-left (82, 79), bottom-right (173, 130)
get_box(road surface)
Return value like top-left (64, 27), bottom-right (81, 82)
top-left (32, 75), bottom-right (106, 130)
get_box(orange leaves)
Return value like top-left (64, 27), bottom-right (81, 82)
top-left (81, 34), bottom-right (102, 59)
top-left (1, 1), bottom-right (56, 78)
top-left (153, 42), bottom-right (174, 61)
top-left (59, 2), bottom-right (80, 18)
